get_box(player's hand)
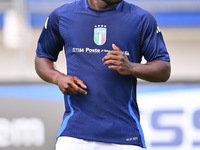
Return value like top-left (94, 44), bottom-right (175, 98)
top-left (102, 44), bottom-right (132, 75)
top-left (55, 74), bottom-right (87, 95)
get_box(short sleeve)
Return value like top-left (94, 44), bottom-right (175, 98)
top-left (140, 13), bottom-right (170, 63)
top-left (36, 9), bottom-right (64, 62)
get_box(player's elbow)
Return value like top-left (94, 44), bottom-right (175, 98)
top-left (159, 61), bottom-right (171, 82)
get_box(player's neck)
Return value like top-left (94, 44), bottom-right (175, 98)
top-left (87, 0), bottom-right (118, 10)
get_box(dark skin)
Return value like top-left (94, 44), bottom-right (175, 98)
top-left (103, 44), bottom-right (171, 82)
top-left (35, 56), bottom-right (88, 95)
top-left (87, 0), bottom-right (123, 9)
top-left (35, 0), bottom-right (171, 95)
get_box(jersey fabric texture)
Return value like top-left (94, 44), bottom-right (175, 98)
top-left (36, 0), bottom-right (170, 148)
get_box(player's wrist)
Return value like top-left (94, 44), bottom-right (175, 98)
top-left (128, 62), bottom-right (137, 76)
top-left (52, 71), bottom-right (65, 85)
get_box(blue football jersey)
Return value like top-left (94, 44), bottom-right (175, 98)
top-left (36, 0), bottom-right (170, 148)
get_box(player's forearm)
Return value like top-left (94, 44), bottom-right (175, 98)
top-left (130, 60), bottom-right (171, 82)
top-left (35, 56), bottom-right (65, 85)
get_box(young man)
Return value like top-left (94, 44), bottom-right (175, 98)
top-left (35, 0), bottom-right (171, 149)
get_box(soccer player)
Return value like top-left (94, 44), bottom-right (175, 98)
top-left (35, 0), bottom-right (171, 149)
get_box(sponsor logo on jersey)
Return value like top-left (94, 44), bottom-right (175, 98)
top-left (94, 25), bottom-right (107, 46)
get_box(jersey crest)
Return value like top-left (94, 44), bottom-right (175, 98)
top-left (94, 25), bottom-right (107, 46)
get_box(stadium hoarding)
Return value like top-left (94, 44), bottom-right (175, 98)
top-left (0, 84), bottom-right (64, 150)
top-left (138, 84), bottom-right (200, 150)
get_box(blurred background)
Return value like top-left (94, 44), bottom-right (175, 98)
top-left (0, 0), bottom-right (200, 150)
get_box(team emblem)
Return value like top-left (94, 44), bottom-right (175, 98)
top-left (94, 25), bottom-right (107, 46)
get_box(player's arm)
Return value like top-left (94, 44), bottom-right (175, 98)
top-left (102, 44), bottom-right (171, 82)
top-left (103, 13), bottom-right (171, 82)
top-left (35, 56), bottom-right (87, 95)
top-left (35, 8), bottom-right (87, 95)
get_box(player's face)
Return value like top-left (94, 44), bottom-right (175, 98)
top-left (102, 0), bottom-right (123, 5)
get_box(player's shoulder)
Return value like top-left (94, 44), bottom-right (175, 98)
top-left (123, 1), bottom-right (155, 22)
top-left (50, 2), bottom-right (74, 16)
top-left (52, 0), bottom-right (84, 15)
